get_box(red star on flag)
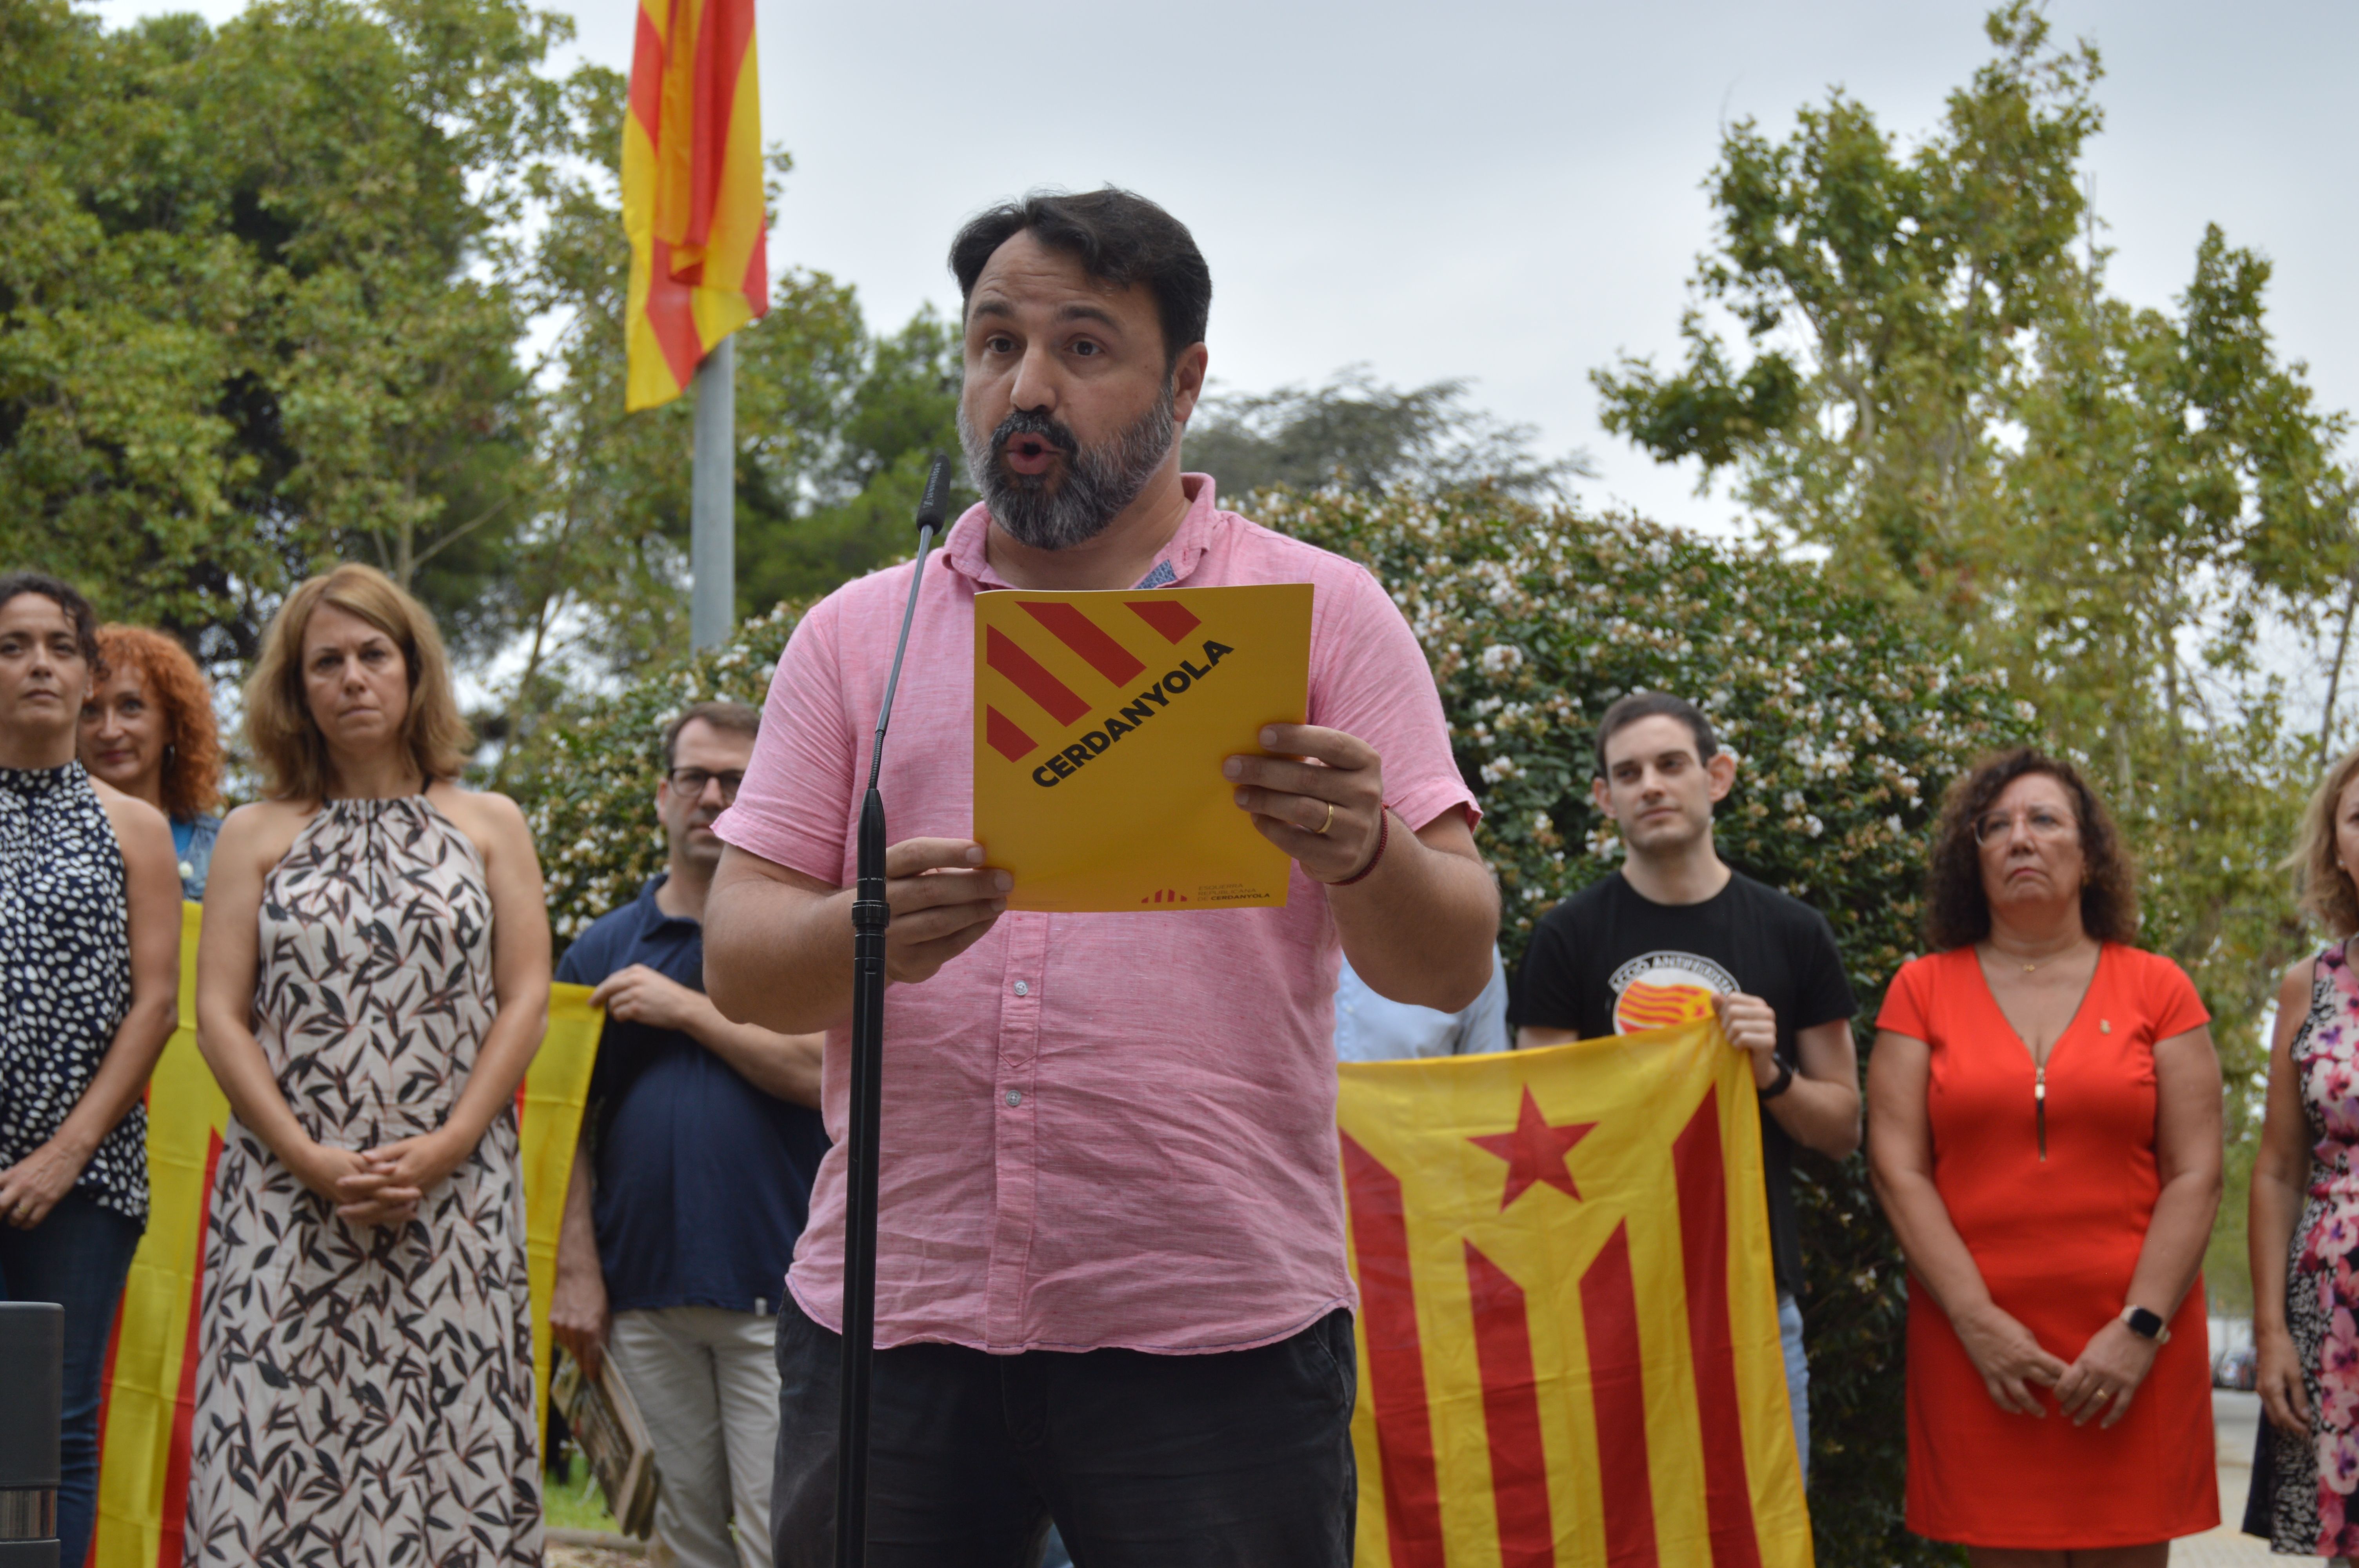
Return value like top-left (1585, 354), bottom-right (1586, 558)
top-left (1469, 1087), bottom-right (1596, 1210)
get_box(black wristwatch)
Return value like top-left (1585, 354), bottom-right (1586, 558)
top-left (2121, 1305), bottom-right (2172, 1344)
top-left (1759, 1059), bottom-right (1796, 1102)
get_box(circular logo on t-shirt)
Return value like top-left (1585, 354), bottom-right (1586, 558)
top-left (1607, 951), bottom-right (1738, 1035)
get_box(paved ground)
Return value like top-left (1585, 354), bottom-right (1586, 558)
top-left (2175, 1389), bottom-right (2297, 1566)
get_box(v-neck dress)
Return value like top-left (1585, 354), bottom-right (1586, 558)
top-left (1876, 942), bottom-right (2215, 1548)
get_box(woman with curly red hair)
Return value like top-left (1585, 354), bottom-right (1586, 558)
top-left (78, 624), bottom-right (225, 898)
top-left (1866, 747), bottom-right (2223, 1563)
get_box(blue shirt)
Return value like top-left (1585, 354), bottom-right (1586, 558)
top-left (556, 877), bottom-right (828, 1314)
top-left (1333, 948), bottom-right (1511, 1063)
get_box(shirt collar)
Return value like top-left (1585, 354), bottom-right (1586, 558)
top-left (942, 474), bottom-right (1224, 591)
top-left (638, 873), bottom-right (700, 929)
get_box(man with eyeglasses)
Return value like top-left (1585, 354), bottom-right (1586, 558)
top-left (551, 701), bottom-right (827, 1568)
top-left (1511, 690), bottom-right (1861, 1481)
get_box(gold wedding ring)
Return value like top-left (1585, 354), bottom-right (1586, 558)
top-left (1315, 800), bottom-right (1336, 835)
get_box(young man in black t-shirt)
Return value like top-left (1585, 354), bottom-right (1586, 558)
top-left (1511, 691), bottom-right (1859, 1478)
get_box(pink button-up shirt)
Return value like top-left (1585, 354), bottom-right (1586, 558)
top-left (714, 475), bottom-right (1476, 1354)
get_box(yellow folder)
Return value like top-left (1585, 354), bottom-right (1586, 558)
top-left (972, 583), bottom-right (1313, 912)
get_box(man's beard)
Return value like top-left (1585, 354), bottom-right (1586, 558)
top-left (958, 384), bottom-right (1178, 552)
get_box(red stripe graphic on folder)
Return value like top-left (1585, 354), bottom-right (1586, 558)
top-left (986, 627), bottom-right (1090, 726)
top-left (1127, 599), bottom-right (1201, 643)
top-left (986, 707), bottom-right (1039, 763)
top-left (1020, 601), bottom-right (1147, 685)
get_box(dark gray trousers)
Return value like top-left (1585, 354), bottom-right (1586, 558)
top-left (771, 1298), bottom-right (1357, 1568)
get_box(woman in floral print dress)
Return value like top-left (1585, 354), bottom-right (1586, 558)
top-left (184, 565), bottom-right (552, 1567)
top-left (2254, 742), bottom-right (2359, 1559)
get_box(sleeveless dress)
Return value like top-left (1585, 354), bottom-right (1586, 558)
top-left (2260, 942), bottom-right (2359, 1555)
top-left (184, 796), bottom-right (542, 1566)
top-left (1875, 943), bottom-right (2218, 1548)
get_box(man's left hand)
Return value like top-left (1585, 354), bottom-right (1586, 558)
top-left (1226, 724), bottom-right (1386, 885)
top-left (591, 964), bottom-right (707, 1033)
top-left (1713, 992), bottom-right (1781, 1084)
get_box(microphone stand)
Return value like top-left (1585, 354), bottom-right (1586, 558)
top-left (838, 453), bottom-right (953, 1568)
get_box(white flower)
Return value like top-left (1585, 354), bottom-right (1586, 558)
top-left (1478, 643), bottom-right (1525, 676)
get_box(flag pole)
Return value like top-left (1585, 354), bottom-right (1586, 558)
top-left (690, 335), bottom-right (737, 652)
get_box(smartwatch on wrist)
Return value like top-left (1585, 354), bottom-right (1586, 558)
top-left (1759, 1059), bottom-right (1796, 1102)
top-left (2121, 1305), bottom-right (2171, 1344)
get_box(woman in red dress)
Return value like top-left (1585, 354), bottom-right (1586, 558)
top-left (1867, 748), bottom-right (2222, 1563)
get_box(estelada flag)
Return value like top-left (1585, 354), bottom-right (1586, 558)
top-left (87, 907), bottom-right (603, 1568)
top-left (1338, 1017), bottom-right (1812, 1568)
top-left (621, 0), bottom-right (769, 410)
top-left (972, 583), bottom-right (1311, 913)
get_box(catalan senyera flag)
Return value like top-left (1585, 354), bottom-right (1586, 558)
top-left (1338, 1017), bottom-right (1812, 1568)
top-left (87, 900), bottom-right (603, 1568)
top-left (622, 0), bottom-right (769, 411)
top-left (972, 583), bottom-right (1312, 912)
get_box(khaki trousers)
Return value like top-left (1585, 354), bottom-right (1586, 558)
top-left (610, 1305), bottom-right (781, 1568)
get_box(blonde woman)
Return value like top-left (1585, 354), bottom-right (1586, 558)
top-left (184, 564), bottom-right (550, 1566)
top-left (2252, 743), bottom-right (2359, 1559)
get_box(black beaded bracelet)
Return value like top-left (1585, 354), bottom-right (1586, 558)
top-left (1327, 808), bottom-right (1390, 887)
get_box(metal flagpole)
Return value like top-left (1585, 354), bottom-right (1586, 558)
top-left (689, 335), bottom-right (737, 652)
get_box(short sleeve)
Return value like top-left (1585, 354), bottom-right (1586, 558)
top-left (1309, 563), bottom-right (1476, 835)
top-left (1874, 956), bottom-right (1934, 1040)
top-left (2142, 952), bottom-right (2212, 1040)
top-left (1794, 911), bottom-right (1859, 1031)
top-left (712, 595), bottom-right (860, 885)
top-left (1509, 916), bottom-right (1585, 1033)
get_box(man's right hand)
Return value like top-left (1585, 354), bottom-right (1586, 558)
top-left (880, 838), bottom-right (1010, 984)
top-left (551, 1258), bottom-right (611, 1381)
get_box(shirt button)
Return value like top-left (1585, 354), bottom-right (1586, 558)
top-left (1005, 1090), bottom-right (1023, 1107)
top-left (1012, 980), bottom-right (1029, 996)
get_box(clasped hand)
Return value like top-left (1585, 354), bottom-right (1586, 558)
top-left (1956, 1304), bottom-right (2156, 1427)
top-left (303, 1130), bottom-right (467, 1228)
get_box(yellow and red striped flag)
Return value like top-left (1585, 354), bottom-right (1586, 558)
top-left (88, 907), bottom-right (604, 1568)
top-left (1338, 1016), bottom-right (1812, 1567)
top-left (622, 0), bottom-right (769, 411)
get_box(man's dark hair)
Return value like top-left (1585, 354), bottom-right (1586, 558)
top-left (1923, 747), bottom-right (2139, 949)
top-left (663, 700), bottom-right (760, 771)
top-left (949, 188), bottom-right (1212, 368)
top-left (1593, 691), bottom-right (1717, 776)
top-left (0, 571), bottom-right (104, 676)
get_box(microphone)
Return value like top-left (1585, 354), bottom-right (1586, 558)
top-left (913, 452), bottom-right (952, 533)
top-left (839, 452), bottom-right (952, 1568)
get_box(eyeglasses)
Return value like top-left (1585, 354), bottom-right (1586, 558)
top-left (667, 767), bottom-right (744, 801)
top-left (1973, 807), bottom-right (2077, 845)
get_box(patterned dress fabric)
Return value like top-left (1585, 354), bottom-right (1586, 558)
top-left (0, 762), bottom-right (141, 1222)
top-left (185, 796), bottom-right (542, 1567)
top-left (2263, 942), bottom-right (2359, 1556)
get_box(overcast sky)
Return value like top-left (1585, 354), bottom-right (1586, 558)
top-left (88, 0), bottom-right (2359, 541)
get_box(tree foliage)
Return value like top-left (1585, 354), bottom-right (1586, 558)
top-left (5, 0), bottom-right (967, 707)
top-left (1591, 3), bottom-right (2357, 1249)
top-left (1184, 367), bottom-right (1590, 504)
top-left (1, 0), bottom-right (577, 663)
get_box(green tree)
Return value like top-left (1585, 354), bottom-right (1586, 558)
top-left (0, 0), bottom-right (580, 662)
top-left (1591, 3), bottom-right (2355, 1238)
top-left (1184, 367), bottom-right (1591, 504)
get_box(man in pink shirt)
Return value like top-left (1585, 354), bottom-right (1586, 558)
top-left (706, 187), bottom-right (1498, 1566)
